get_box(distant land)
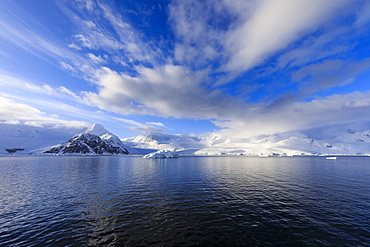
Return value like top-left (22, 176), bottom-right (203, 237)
top-left (1, 122), bottom-right (370, 156)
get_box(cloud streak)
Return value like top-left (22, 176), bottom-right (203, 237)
top-left (59, 0), bottom-right (163, 69)
top-left (223, 0), bottom-right (351, 73)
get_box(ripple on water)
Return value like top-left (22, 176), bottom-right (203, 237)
top-left (0, 156), bottom-right (370, 246)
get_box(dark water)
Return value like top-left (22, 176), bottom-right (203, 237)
top-left (1, 156), bottom-right (370, 246)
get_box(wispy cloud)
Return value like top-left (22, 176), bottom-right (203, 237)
top-left (129, 122), bottom-right (170, 133)
top-left (2, 0), bottom-right (370, 140)
top-left (59, 0), bottom-right (162, 69)
top-left (147, 122), bottom-right (166, 128)
top-left (293, 58), bottom-right (370, 96)
top-left (168, 0), bottom-right (224, 66)
top-left (168, 0), bottom-right (354, 76)
top-left (87, 53), bottom-right (107, 64)
top-left (0, 2), bottom-right (98, 81)
top-left (0, 69), bottom-right (80, 102)
top-left (222, 0), bottom-right (352, 73)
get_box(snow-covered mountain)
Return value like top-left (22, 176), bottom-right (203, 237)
top-left (123, 128), bottom-right (370, 156)
top-left (41, 124), bottom-right (129, 155)
top-left (121, 132), bottom-right (206, 154)
top-left (1, 122), bottom-right (370, 156)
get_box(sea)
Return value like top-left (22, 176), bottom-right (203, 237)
top-left (0, 156), bottom-right (370, 246)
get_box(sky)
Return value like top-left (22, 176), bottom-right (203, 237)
top-left (1, 0), bottom-right (370, 140)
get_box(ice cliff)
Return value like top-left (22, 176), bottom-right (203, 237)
top-left (143, 150), bottom-right (179, 159)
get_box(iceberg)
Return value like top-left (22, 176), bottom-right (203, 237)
top-left (143, 150), bottom-right (179, 159)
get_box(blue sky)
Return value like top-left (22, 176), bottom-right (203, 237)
top-left (1, 0), bottom-right (370, 139)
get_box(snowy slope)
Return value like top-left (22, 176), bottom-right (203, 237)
top-left (124, 128), bottom-right (370, 156)
top-left (0, 123), bottom-right (87, 155)
top-left (41, 124), bottom-right (129, 155)
top-left (122, 132), bottom-right (206, 154)
top-left (195, 130), bottom-right (370, 156)
top-left (1, 122), bottom-right (370, 156)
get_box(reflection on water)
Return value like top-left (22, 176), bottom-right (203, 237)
top-left (1, 156), bottom-right (370, 246)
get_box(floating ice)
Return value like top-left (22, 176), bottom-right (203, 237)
top-left (143, 150), bottom-right (179, 159)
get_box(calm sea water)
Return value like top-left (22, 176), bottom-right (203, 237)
top-left (1, 156), bottom-right (370, 246)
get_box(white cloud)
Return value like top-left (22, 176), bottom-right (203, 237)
top-left (0, 96), bottom-right (89, 129)
top-left (223, 0), bottom-right (351, 73)
top-left (0, 69), bottom-right (85, 104)
top-left (83, 20), bottom-right (96, 28)
top-left (146, 122), bottom-right (165, 127)
top-left (0, 69), bottom-right (161, 136)
top-left (0, 96), bottom-right (43, 119)
top-left (214, 91), bottom-right (370, 141)
top-left (2, 0), bottom-right (370, 140)
top-left (73, 34), bottom-right (95, 49)
top-left (73, 0), bottom-right (95, 12)
top-left (58, 86), bottom-right (79, 99)
top-left (59, 0), bottom-right (161, 68)
top-left (87, 53), bottom-right (107, 63)
top-left (168, 0), bottom-right (354, 86)
top-left (68, 43), bottom-right (82, 50)
top-left (24, 83), bottom-right (54, 94)
top-left (128, 125), bottom-right (167, 133)
top-left (107, 116), bottom-right (172, 135)
top-left (83, 65), bottom-right (244, 119)
top-left (0, 90), bottom-right (146, 137)
top-left (142, 122), bottom-right (171, 132)
top-left (60, 62), bottom-right (77, 72)
top-left (168, 0), bottom-right (226, 66)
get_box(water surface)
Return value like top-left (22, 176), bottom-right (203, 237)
top-left (1, 156), bottom-right (370, 246)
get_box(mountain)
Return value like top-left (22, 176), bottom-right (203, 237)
top-left (121, 132), bottom-right (206, 154)
top-left (123, 128), bottom-right (370, 156)
top-left (1, 122), bottom-right (370, 156)
top-left (42, 124), bottom-right (129, 155)
top-left (193, 129), bottom-right (370, 156)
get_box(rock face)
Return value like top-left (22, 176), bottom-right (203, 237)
top-left (44, 124), bottom-right (129, 155)
top-left (5, 148), bottom-right (25, 154)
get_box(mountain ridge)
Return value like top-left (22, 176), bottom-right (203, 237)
top-left (1, 123), bottom-right (370, 156)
